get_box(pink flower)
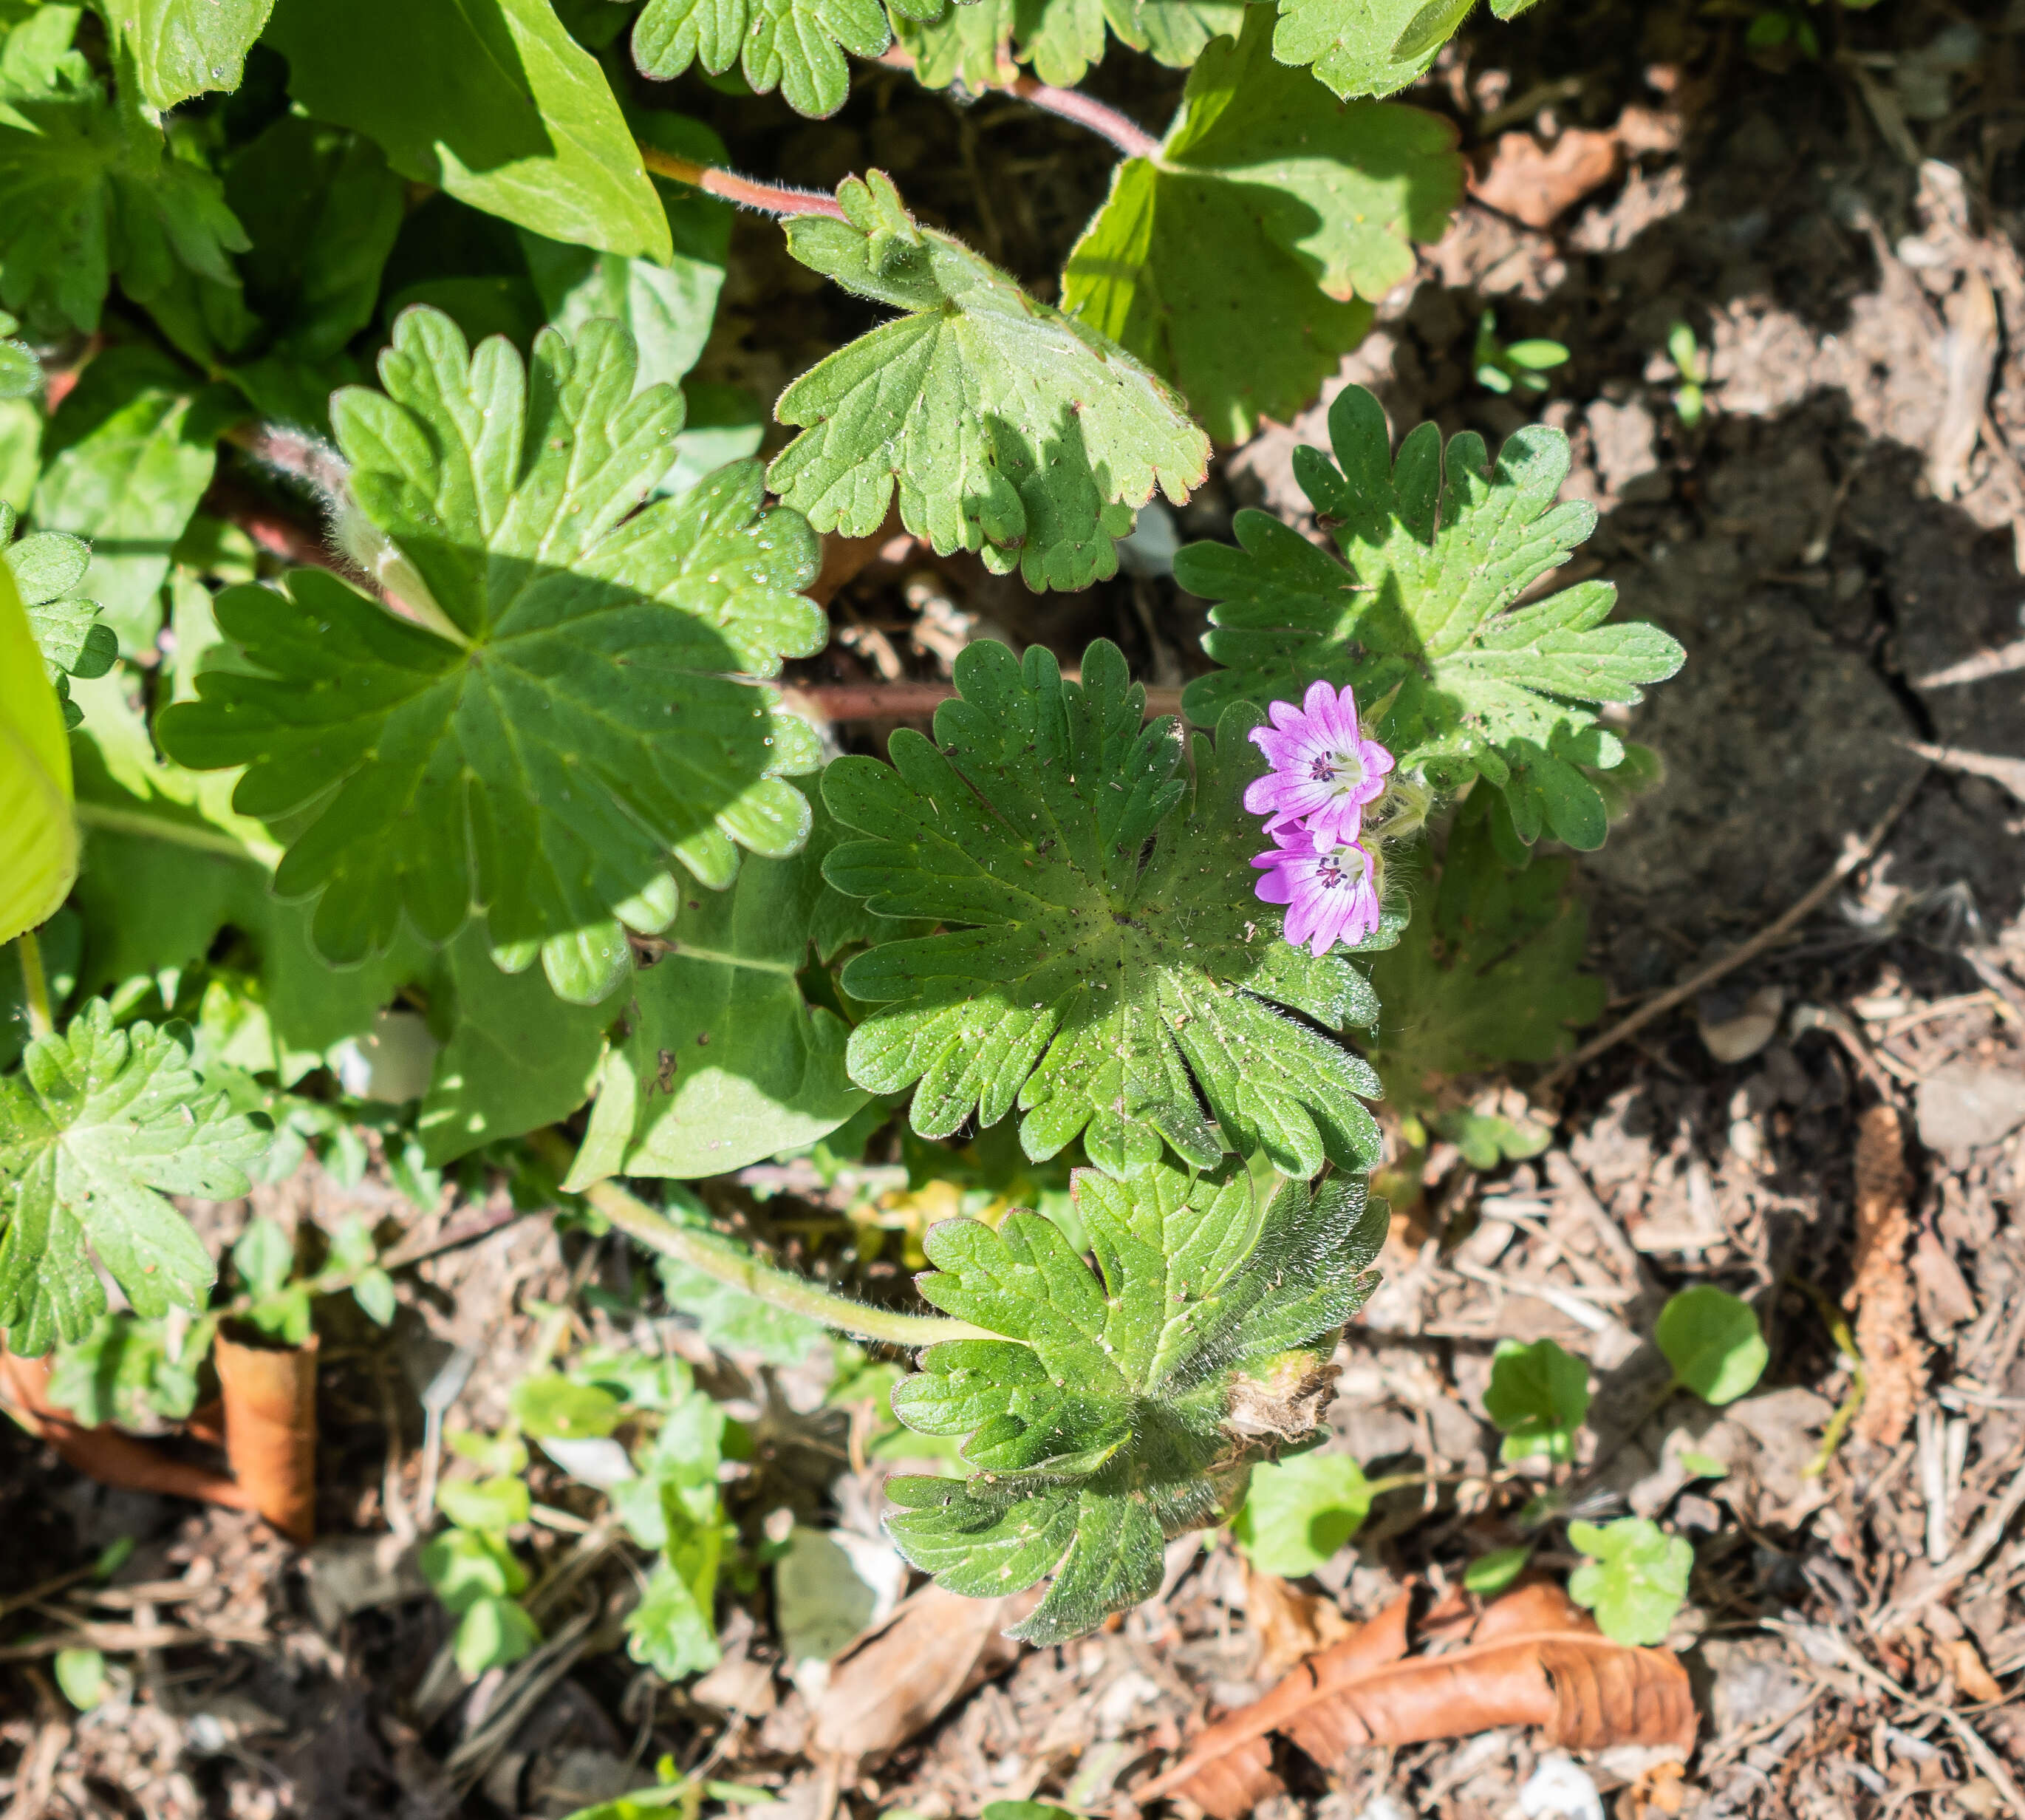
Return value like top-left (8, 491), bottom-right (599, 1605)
top-left (1243, 681), bottom-right (1395, 846)
top-left (1251, 825), bottom-right (1382, 957)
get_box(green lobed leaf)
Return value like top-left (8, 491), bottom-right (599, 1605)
top-left (772, 171), bottom-right (1209, 594)
top-left (567, 800), bottom-right (904, 1187)
top-left (7, 504), bottom-right (110, 732)
top-left (1368, 804), bottom-right (1607, 1115)
top-left (1269, 0), bottom-right (1488, 101)
top-left (1483, 1336), bottom-right (1588, 1464)
top-left (158, 308), bottom-right (826, 972)
top-left (627, 1554), bottom-right (721, 1679)
top-left (0, 7), bottom-right (247, 335)
top-left (98, 0), bottom-right (276, 111)
top-left (32, 347), bottom-right (236, 652)
top-left (1566, 1516), bottom-right (1692, 1647)
top-left (0, 1000), bottom-right (267, 1353)
top-left (1177, 386), bottom-right (1685, 848)
top-left (1655, 1286), bottom-right (1767, 1407)
top-left (1232, 1445), bottom-right (1372, 1576)
top-left (633, 0), bottom-right (914, 120)
top-left (1062, 13), bottom-right (1461, 441)
top-left (824, 638), bottom-right (1391, 1182)
top-left (895, 0), bottom-right (1246, 89)
top-left (264, 0), bottom-right (669, 260)
top-left (886, 1157), bottom-right (1387, 1642)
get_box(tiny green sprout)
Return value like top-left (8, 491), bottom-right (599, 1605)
top-left (1567, 1517), bottom-right (1693, 1646)
top-left (1743, 7), bottom-right (1821, 59)
top-left (1656, 1286), bottom-right (1769, 1406)
top-left (1679, 1451), bottom-right (1729, 1481)
top-left (1483, 1337), bottom-right (1590, 1464)
top-left (1666, 321), bottom-right (1710, 429)
top-left (54, 1646), bottom-right (106, 1711)
top-left (1474, 310), bottom-right (1570, 396)
top-left (1463, 1544), bottom-right (1532, 1596)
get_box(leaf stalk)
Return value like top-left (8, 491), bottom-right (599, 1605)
top-left (575, 1170), bottom-right (989, 1350)
top-left (874, 47), bottom-right (1158, 160)
top-left (636, 146), bottom-right (848, 219)
top-left (14, 930), bottom-right (51, 1040)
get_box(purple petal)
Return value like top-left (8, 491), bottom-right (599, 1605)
top-left (1243, 773), bottom-right (1287, 815)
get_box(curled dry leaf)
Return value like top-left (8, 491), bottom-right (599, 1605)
top-left (1469, 128), bottom-right (1621, 229)
top-left (0, 1346), bottom-right (254, 1516)
top-left (809, 1581), bottom-right (1039, 1764)
top-left (1848, 1102), bottom-right (1925, 1448)
top-left (214, 1332), bottom-right (319, 1546)
top-left (1136, 1583), bottom-right (1696, 1819)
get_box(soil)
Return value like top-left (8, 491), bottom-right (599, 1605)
top-left (9, 4), bottom-right (2025, 1819)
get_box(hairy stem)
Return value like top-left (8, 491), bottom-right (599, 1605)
top-left (15, 930), bottom-right (52, 1040)
top-left (578, 1173), bottom-right (988, 1349)
top-left (637, 146), bottom-right (847, 219)
top-left (875, 47), bottom-right (1158, 160)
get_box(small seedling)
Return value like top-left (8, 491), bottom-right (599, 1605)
top-left (1483, 1337), bottom-right (1591, 1464)
top-left (1463, 1545), bottom-right (1533, 1596)
top-left (1567, 1517), bottom-right (1693, 1646)
top-left (1474, 310), bottom-right (1571, 395)
top-left (1233, 1447), bottom-right (1374, 1577)
top-left (1666, 321), bottom-right (1710, 429)
top-left (1656, 1286), bottom-right (1769, 1406)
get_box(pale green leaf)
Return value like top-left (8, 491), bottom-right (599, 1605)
top-left (158, 308), bottom-right (826, 967)
top-left (1269, 0), bottom-right (1472, 100)
top-left (6, 502), bottom-right (109, 732)
top-left (454, 1595), bottom-right (540, 1674)
top-left (1483, 1336), bottom-right (1588, 1464)
top-left (1656, 1286), bottom-right (1767, 1407)
top-left (1232, 1448), bottom-right (1371, 1576)
top-left (98, 0), bottom-right (276, 111)
top-left (1063, 13), bottom-right (1461, 441)
top-left (438, 1473), bottom-right (532, 1533)
top-left (1176, 386), bottom-right (1685, 847)
top-left (772, 171), bottom-right (1209, 593)
top-left (824, 639), bottom-right (1390, 1181)
top-left (53, 1646), bottom-right (105, 1711)
top-left (420, 1526), bottom-right (527, 1609)
top-left (627, 1557), bottom-right (721, 1678)
top-left (895, 0), bottom-right (1245, 88)
top-left (47, 1309), bottom-right (200, 1427)
top-left (264, 0), bottom-right (670, 260)
top-left (0, 1000), bottom-right (267, 1353)
top-left (887, 1158), bottom-right (1387, 1642)
top-left (1566, 1518), bottom-right (1692, 1647)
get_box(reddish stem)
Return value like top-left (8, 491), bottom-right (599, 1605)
top-left (639, 145), bottom-right (847, 219)
top-left (875, 46), bottom-right (1158, 160)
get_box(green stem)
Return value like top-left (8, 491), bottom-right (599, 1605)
top-left (15, 930), bottom-right (52, 1040)
top-left (578, 1173), bottom-right (987, 1351)
top-left (72, 800), bottom-right (281, 868)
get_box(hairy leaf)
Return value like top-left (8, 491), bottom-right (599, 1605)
top-left (33, 347), bottom-right (235, 651)
top-left (773, 172), bottom-right (1209, 593)
top-left (7, 505), bottom-right (110, 732)
top-left (896, 0), bottom-right (1245, 88)
top-left (824, 638), bottom-right (1393, 1182)
top-left (159, 308), bottom-right (825, 975)
top-left (0, 1001), bottom-right (266, 1353)
top-left (0, 7), bottom-right (246, 334)
top-left (887, 1159), bottom-right (1387, 1642)
top-left (0, 554), bottom-right (74, 947)
top-left (567, 803), bottom-right (901, 1186)
top-left (1063, 13), bottom-right (1461, 441)
top-left (99, 0), bottom-right (276, 111)
top-left (1178, 386), bottom-right (1684, 847)
top-left (265, 0), bottom-right (670, 260)
top-left (1367, 804), bottom-right (1605, 1114)
top-left (634, 0), bottom-right (923, 120)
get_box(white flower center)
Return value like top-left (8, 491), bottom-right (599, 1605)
top-left (1308, 746), bottom-right (1365, 791)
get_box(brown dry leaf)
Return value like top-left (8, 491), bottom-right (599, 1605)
top-left (1910, 1227), bottom-right (1978, 1332)
top-left (1136, 1584), bottom-right (1696, 1819)
top-left (214, 1332), bottom-right (319, 1545)
top-left (1943, 1636), bottom-right (2005, 1705)
top-left (808, 1581), bottom-right (1037, 1764)
top-left (0, 1348), bottom-right (256, 1516)
top-left (1469, 128), bottom-right (1621, 228)
top-left (1246, 1564), bottom-right (1354, 1683)
top-left (1619, 1759), bottom-right (1691, 1820)
top-left (1848, 1102), bottom-right (1925, 1447)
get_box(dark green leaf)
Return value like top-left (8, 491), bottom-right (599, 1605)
top-left (634, 0), bottom-right (907, 120)
top-left (895, 0), bottom-right (1244, 88)
top-left (773, 172), bottom-right (1209, 594)
top-left (158, 309), bottom-right (825, 972)
top-left (1062, 13), bottom-right (1461, 441)
top-left (0, 1001), bottom-right (267, 1352)
top-left (1177, 386), bottom-right (1684, 847)
top-left (824, 639), bottom-right (1389, 1181)
top-left (886, 1158), bottom-right (1387, 1641)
